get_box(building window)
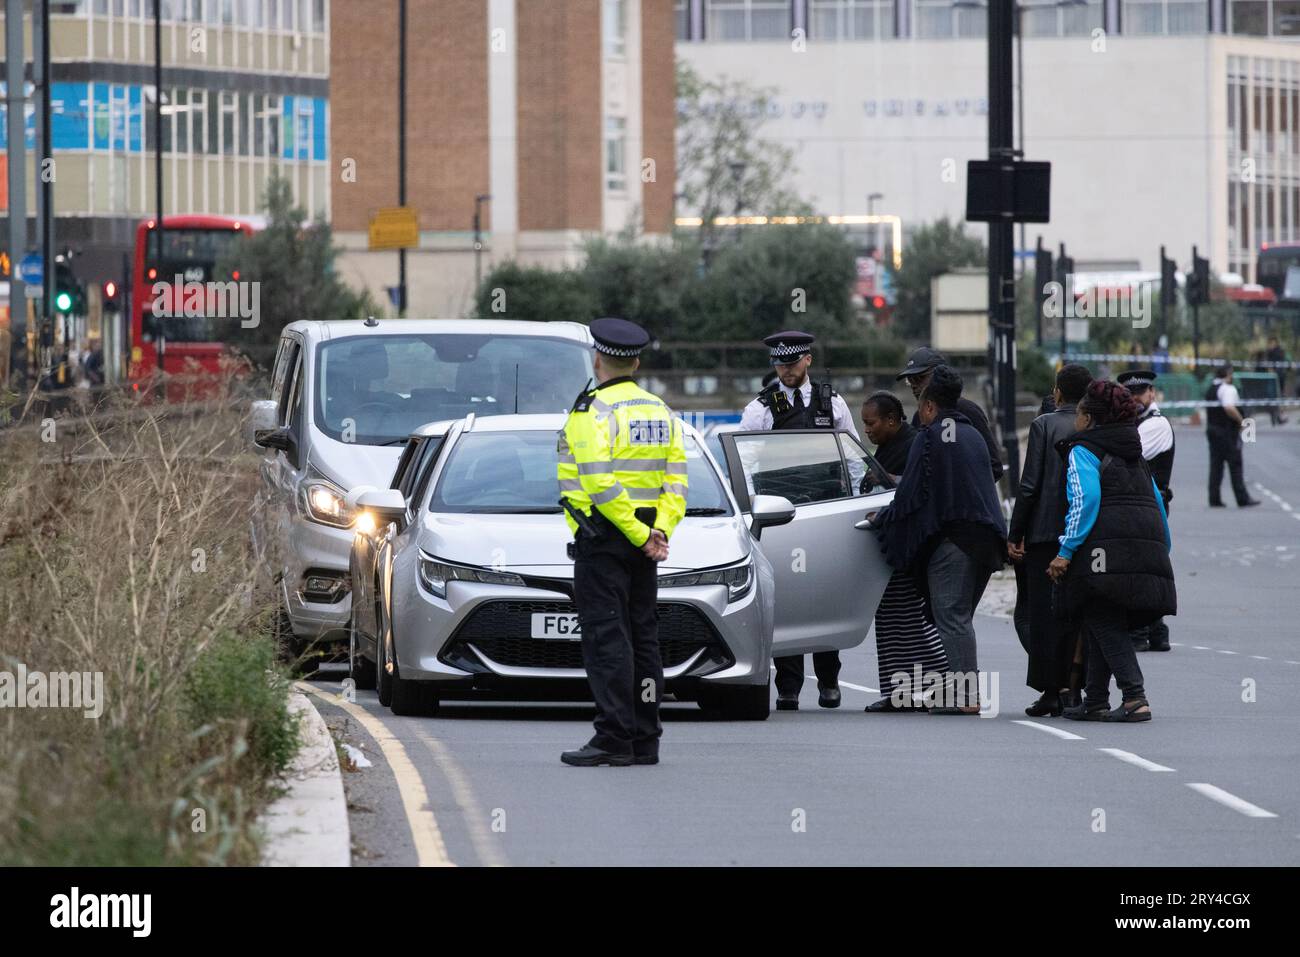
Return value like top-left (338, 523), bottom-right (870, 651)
top-left (173, 88), bottom-right (190, 153)
top-left (1230, 0), bottom-right (1268, 33)
top-left (809, 0), bottom-right (893, 38)
top-left (606, 116), bottom-right (627, 191)
top-left (707, 0), bottom-right (790, 41)
top-left (675, 0), bottom-right (690, 39)
top-left (604, 0), bottom-right (627, 56)
top-left (221, 91), bottom-right (237, 155)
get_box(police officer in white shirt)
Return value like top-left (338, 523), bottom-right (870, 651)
top-left (739, 331), bottom-right (857, 711)
top-left (1118, 369), bottom-right (1176, 652)
top-left (1204, 363), bottom-right (1261, 509)
top-left (738, 331), bottom-right (858, 436)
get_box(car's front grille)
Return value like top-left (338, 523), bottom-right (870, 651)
top-left (446, 599), bottom-right (722, 671)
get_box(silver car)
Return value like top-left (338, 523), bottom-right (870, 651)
top-left (347, 415), bottom-right (898, 719)
top-left (250, 319), bottom-right (594, 659)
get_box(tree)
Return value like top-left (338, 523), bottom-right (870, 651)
top-left (219, 174), bottom-right (377, 359)
top-left (675, 61), bottom-right (811, 251)
top-left (892, 218), bottom-right (987, 340)
top-left (472, 261), bottom-right (599, 325)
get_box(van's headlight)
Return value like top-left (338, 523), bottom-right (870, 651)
top-left (418, 555), bottom-right (525, 599)
top-left (300, 480), bottom-right (355, 528)
top-left (659, 560), bottom-right (753, 603)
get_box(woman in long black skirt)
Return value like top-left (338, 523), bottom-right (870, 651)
top-left (860, 392), bottom-right (948, 712)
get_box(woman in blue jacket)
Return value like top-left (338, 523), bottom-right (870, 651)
top-left (1048, 380), bottom-right (1176, 722)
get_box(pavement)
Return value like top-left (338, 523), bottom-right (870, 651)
top-left (304, 423), bottom-right (1300, 867)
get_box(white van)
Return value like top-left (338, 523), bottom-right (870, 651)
top-left (250, 318), bottom-right (595, 659)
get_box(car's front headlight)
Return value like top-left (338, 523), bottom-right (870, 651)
top-left (418, 555), bottom-right (525, 599)
top-left (659, 560), bottom-right (753, 603)
top-left (300, 480), bottom-right (356, 528)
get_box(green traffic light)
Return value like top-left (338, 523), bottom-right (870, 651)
top-left (55, 291), bottom-right (73, 313)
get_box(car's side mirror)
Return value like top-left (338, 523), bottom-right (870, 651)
top-left (254, 426), bottom-right (297, 461)
top-left (356, 488), bottom-right (408, 521)
top-left (248, 399), bottom-right (277, 442)
top-left (749, 494), bottom-right (795, 541)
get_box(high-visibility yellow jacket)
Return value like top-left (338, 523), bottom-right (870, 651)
top-left (557, 376), bottom-right (688, 547)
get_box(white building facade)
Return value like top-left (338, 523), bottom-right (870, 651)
top-left (675, 0), bottom-right (1300, 280)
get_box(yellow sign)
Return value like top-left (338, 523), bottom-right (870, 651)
top-left (368, 207), bottom-right (419, 251)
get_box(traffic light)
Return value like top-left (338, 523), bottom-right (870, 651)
top-left (1186, 247), bottom-right (1211, 306)
top-left (1159, 246), bottom-right (1177, 309)
top-left (103, 280), bottom-right (121, 313)
top-left (53, 261), bottom-right (85, 316)
top-left (1054, 243), bottom-right (1074, 291)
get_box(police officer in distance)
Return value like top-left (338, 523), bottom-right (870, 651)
top-left (1117, 368), bottom-right (1175, 653)
top-left (558, 318), bottom-right (689, 767)
top-left (739, 330), bottom-right (857, 711)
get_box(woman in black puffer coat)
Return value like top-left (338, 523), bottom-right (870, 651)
top-left (1048, 381), bottom-right (1176, 723)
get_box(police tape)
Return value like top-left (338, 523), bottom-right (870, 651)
top-left (1060, 351), bottom-right (1300, 371)
top-left (1018, 397), bottom-right (1300, 413)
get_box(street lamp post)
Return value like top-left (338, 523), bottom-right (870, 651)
top-left (988, 0), bottom-right (1019, 487)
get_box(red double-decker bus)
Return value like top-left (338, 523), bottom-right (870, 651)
top-left (128, 214), bottom-right (257, 392)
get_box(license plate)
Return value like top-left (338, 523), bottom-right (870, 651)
top-left (530, 612), bottom-right (582, 640)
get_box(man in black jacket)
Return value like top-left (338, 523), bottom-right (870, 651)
top-left (897, 347), bottom-right (1003, 483)
top-left (1008, 364), bottom-right (1092, 716)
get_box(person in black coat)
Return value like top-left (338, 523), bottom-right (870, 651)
top-left (1049, 381), bottom-right (1176, 723)
top-left (860, 391), bottom-right (948, 711)
top-left (877, 367), bottom-right (1007, 715)
top-left (895, 347), bottom-right (1004, 483)
top-left (1008, 364), bottom-right (1093, 716)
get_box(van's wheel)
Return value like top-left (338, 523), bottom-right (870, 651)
top-left (704, 681), bottom-right (771, 721)
top-left (348, 616), bottom-right (376, 691)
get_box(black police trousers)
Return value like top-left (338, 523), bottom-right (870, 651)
top-left (573, 516), bottom-right (663, 757)
top-left (1206, 425), bottom-right (1250, 505)
top-left (774, 651), bottom-right (841, 698)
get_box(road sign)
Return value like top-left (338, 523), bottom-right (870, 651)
top-left (18, 252), bottom-right (43, 285)
top-left (368, 207), bottom-right (419, 251)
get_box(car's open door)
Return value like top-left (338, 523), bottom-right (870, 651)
top-left (717, 429), bottom-right (896, 656)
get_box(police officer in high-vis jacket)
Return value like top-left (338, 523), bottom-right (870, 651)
top-left (558, 318), bottom-right (688, 767)
top-left (739, 330), bottom-right (857, 711)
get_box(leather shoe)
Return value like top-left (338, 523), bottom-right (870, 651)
top-left (818, 683), bottom-right (841, 709)
top-left (560, 745), bottom-right (633, 767)
top-left (865, 696), bottom-right (919, 713)
top-left (1024, 692), bottom-right (1063, 717)
top-left (1209, 500), bottom-right (1226, 508)
top-left (1239, 498), bottom-right (1262, 508)
top-left (776, 694), bottom-right (799, 711)
top-left (1132, 636), bottom-right (1150, 652)
top-left (633, 753), bottom-right (659, 766)
top-left (1148, 635), bottom-right (1171, 652)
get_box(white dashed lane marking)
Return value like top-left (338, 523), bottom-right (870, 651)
top-left (1098, 748), bottom-right (1176, 773)
top-left (1186, 783), bottom-right (1279, 819)
top-left (1011, 719), bottom-right (1084, 741)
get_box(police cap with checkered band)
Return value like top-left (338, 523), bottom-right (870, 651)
top-left (764, 330), bottom-right (816, 365)
top-left (590, 317), bottom-right (650, 358)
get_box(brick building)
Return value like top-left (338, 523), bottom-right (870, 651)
top-left (331, 0), bottom-right (676, 318)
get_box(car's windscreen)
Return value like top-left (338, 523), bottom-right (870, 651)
top-left (429, 430), bottom-right (733, 515)
top-left (314, 333), bottom-right (593, 445)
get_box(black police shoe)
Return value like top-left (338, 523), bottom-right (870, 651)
top-left (633, 753), bottom-right (659, 766)
top-left (776, 694), bottom-right (799, 711)
top-left (560, 745), bottom-right (633, 767)
top-left (1148, 635), bottom-right (1171, 652)
top-left (818, 683), bottom-right (841, 709)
